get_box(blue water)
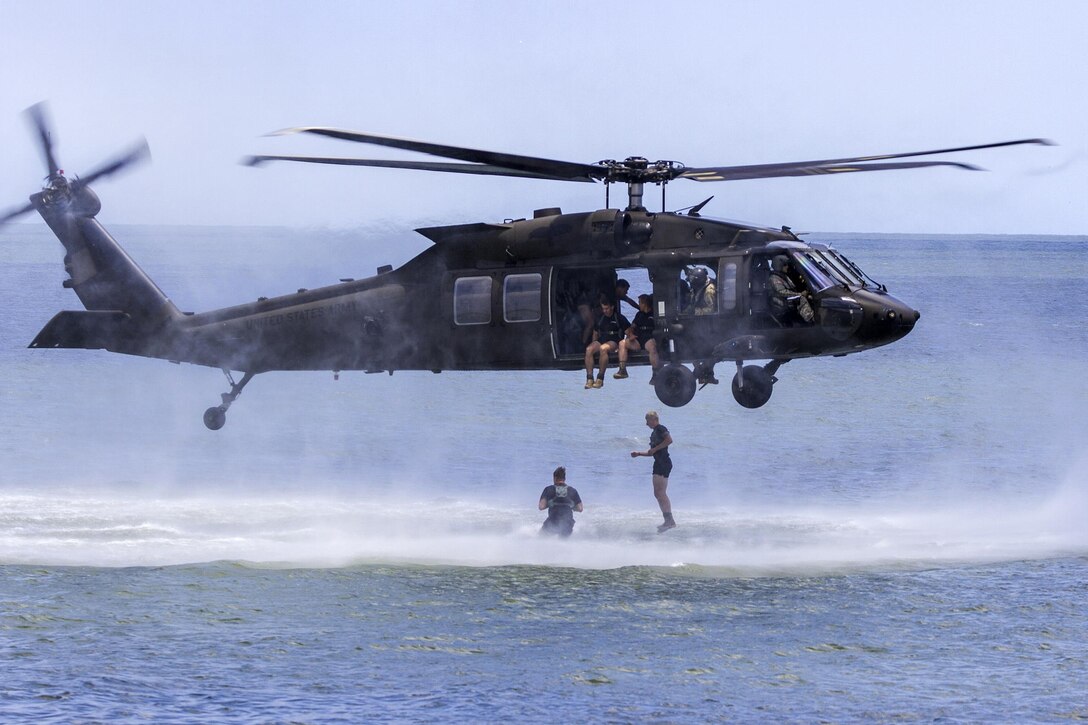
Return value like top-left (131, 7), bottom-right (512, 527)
top-left (1, 224), bottom-right (1087, 721)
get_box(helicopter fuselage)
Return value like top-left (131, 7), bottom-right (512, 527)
top-left (31, 202), bottom-right (918, 410)
top-left (176, 207), bottom-right (917, 371)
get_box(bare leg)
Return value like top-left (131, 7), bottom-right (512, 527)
top-left (653, 474), bottom-right (671, 514)
top-left (653, 474), bottom-right (676, 531)
top-left (597, 342), bottom-right (616, 378)
top-left (645, 339), bottom-right (659, 369)
top-left (585, 342), bottom-right (600, 377)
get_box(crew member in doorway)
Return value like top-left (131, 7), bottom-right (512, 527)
top-left (687, 266), bottom-right (716, 315)
top-left (539, 466), bottom-right (583, 537)
top-left (630, 410), bottom-right (676, 533)
top-left (615, 278), bottom-right (639, 312)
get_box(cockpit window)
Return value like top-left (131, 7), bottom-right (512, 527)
top-left (793, 252), bottom-right (836, 293)
top-left (832, 251), bottom-right (881, 288)
top-left (812, 250), bottom-right (862, 287)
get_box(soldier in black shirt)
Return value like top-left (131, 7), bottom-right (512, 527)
top-left (583, 298), bottom-right (630, 389)
top-left (630, 410), bottom-right (676, 532)
top-left (538, 466), bottom-right (583, 537)
top-left (615, 294), bottom-right (660, 382)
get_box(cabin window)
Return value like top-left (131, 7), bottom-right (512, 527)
top-left (454, 276), bottom-right (492, 325)
top-left (719, 262), bottom-right (737, 311)
top-left (503, 273), bottom-right (542, 323)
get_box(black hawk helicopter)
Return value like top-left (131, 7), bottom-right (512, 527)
top-left (1, 104), bottom-right (1051, 429)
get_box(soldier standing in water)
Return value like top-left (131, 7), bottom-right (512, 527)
top-left (539, 466), bottom-right (583, 537)
top-left (630, 410), bottom-right (676, 533)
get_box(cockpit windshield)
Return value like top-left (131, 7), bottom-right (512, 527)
top-left (787, 248), bottom-right (876, 290)
top-left (829, 250), bottom-right (880, 288)
top-left (791, 252), bottom-right (836, 293)
top-left (812, 249), bottom-right (864, 287)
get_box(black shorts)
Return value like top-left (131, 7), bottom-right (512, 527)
top-left (652, 458), bottom-right (673, 478)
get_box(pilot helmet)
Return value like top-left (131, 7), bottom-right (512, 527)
top-left (687, 266), bottom-right (708, 287)
top-left (772, 255), bottom-right (790, 272)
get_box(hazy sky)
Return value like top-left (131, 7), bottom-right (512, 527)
top-left (2, 0), bottom-right (1084, 233)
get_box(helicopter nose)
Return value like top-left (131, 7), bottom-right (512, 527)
top-left (852, 292), bottom-right (919, 345)
top-left (876, 298), bottom-right (919, 339)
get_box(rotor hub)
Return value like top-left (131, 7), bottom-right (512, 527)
top-left (597, 157), bottom-right (685, 185)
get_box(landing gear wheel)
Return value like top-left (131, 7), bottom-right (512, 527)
top-left (203, 405), bottom-right (227, 430)
top-left (203, 370), bottom-right (257, 430)
top-left (731, 364), bottom-right (774, 409)
top-left (653, 363), bottom-right (697, 408)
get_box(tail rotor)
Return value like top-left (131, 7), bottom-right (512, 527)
top-left (0, 102), bottom-right (150, 227)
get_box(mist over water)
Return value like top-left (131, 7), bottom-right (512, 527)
top-left (2, 476), bottom-right (1084, 571)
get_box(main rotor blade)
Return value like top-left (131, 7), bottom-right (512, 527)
top-left (73, 139), bottom-right (151, 189)
top-left (0, 201), bottom-right (36, 226)
top-left (681, 160), bottom-right (981, 182)
top-left (270, 127), bottom-right (604, 181)
top-left (25, 102), bottom-right (60, 177)
top-left (242, 154), bottom-right (595, 182)
top-left (680, 138), bottom-right (1052, 183)
top-left (812, 137), bottom-right (1052, 166)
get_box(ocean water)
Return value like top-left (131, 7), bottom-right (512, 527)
top-left (1, 223), bottom-right (1086, 721)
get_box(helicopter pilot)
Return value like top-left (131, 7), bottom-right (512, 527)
top-left (769, 255), bottom-right (815, 324)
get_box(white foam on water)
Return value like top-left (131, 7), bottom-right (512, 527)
top-left (2, 466), bottom-right (1084, 572)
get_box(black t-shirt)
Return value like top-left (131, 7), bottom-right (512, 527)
top-left (631, 310), bottom-right (654, 343)
top-left (540, 484), bottom-right (582, 516)
top-left (595, 311), bottom-right (631, 345)
top-left (649, 424), bottom-right (671, 465)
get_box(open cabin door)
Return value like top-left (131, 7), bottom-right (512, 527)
top-left (551, 265), bottom-right (653, 363)
top-left (650, 256), bottom-right (742, 363)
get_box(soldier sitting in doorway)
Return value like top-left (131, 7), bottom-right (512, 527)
top-left (584, 296), bottom-right (630, 389)
top-left (614, 294), bottom-right (660, 383)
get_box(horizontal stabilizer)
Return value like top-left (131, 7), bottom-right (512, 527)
top-left (415, 222), bottom-right (510, 244)
top-left (30, 310), bottom-right (131, 350)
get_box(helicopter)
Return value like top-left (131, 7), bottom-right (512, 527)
top-left (1, 103), bottom-right (1052, 430)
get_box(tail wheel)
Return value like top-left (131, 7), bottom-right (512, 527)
top-left (653, 363), bottom-right (697, 408)
top-left (731, 365), bottom-right (774, 409)
top-left (203, 406), bottom-right (227, 430)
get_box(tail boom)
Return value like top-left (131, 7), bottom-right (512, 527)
top-left (35, 190), bottom-right (180, 330)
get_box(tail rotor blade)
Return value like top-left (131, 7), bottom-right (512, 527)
top-left (0, 201), bottom-right (36, 227)
top-left (74, 138), bottom-right (151, 189)
top-left (25, 102), bottom-right (61, 178)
